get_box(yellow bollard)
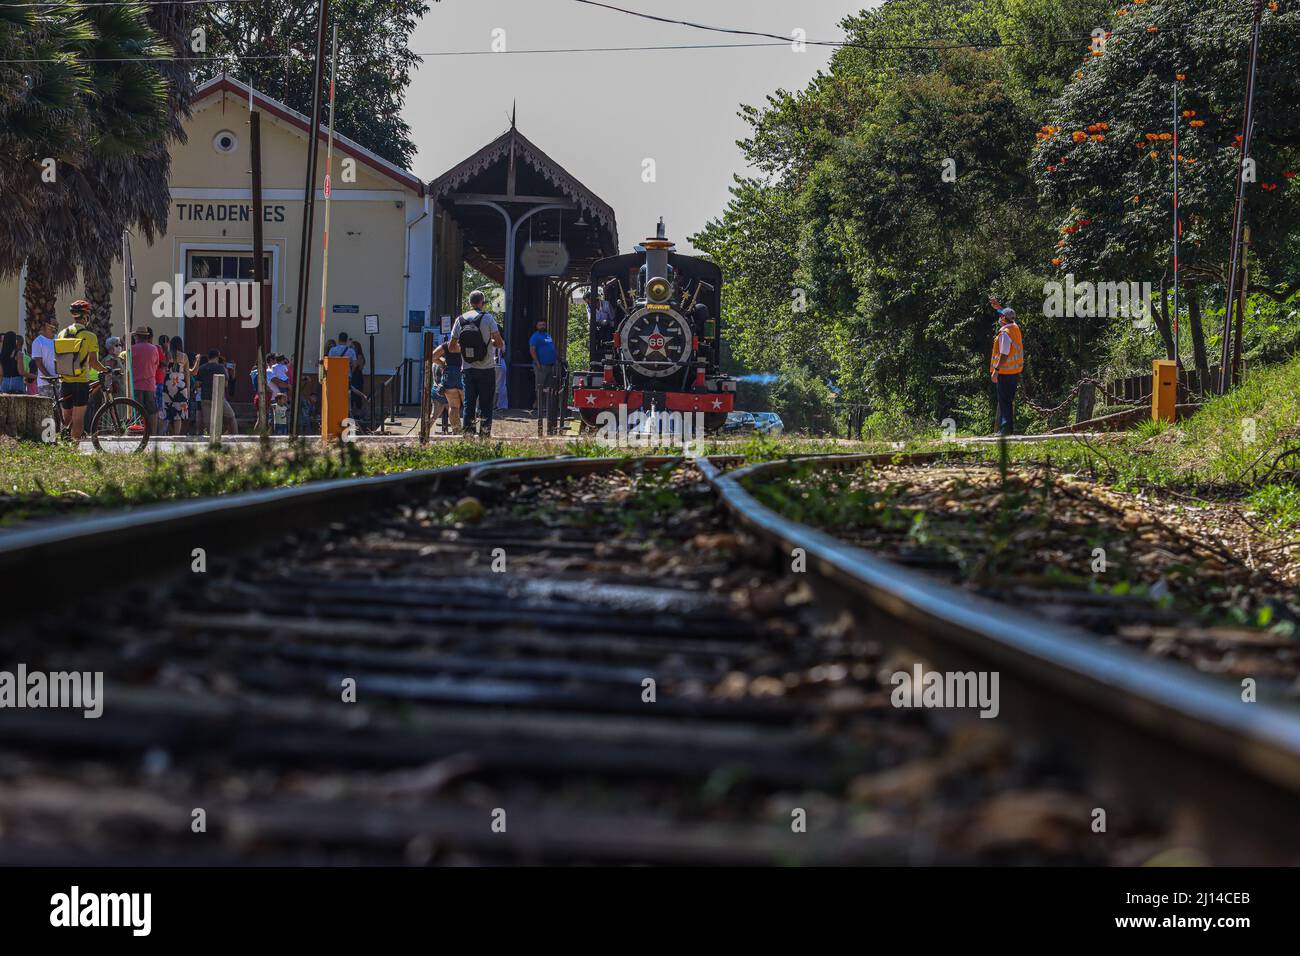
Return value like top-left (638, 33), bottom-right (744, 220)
top-left (1151, 359), bottom-right (1177, 423)
top-left (321, 355), bottom-right (350, 441)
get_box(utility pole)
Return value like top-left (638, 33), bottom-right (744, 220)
top-left (289, 0), bottom-right (331, 435)
top-left (316, 23), bottom-right (339, 384)
top-left (1171, 77), bottom-right (1181, 370)
top-left (1218, 0), bottom-right (1264, 394)
top-left (250, 86), bottom-right (267, 361)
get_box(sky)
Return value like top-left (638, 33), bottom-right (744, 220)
top-left (403, 1), bottom-right (873, 253)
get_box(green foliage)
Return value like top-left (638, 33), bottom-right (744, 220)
top-left (692, 0), bottom-right (1300, 431)
top-left (202, 0), bottom-right (428, 167)
top-left (0, 1), bottom-right (178, 287)
top-left (1247, 482), bottom-right (1300, 532)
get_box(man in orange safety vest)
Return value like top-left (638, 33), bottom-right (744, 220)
top-left (989, 296), bottom-right (1024, 436)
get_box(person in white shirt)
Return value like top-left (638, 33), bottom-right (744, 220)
top-left (266, 356), bottom-right (290, 398)
top-left (30, 317), bottom-right (58, 399)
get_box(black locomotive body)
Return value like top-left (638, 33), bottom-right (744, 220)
top-left (572, 221), bottom-right (735, 432)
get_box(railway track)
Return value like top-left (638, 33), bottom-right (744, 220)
top-left (0, 452), bottom-right (1298, 864)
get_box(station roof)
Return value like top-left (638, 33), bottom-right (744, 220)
top-left (192, 74), bottom-right (427, 197)
top-left (429, 125), bottom-right (619, 284)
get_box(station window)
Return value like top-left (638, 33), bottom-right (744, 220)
top-left (188, 252), bottom-right (271, 281)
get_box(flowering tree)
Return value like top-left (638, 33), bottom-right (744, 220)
top-left (1030, 0), bottom-right (1300, 376)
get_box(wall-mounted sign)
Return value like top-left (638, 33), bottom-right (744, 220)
top-left (440, 314), bottom-right (452, 334)
top-left (520, 241), bottom-right (569, 277)
top-left (364, 313), bottom-right (380, 335)
top-left (333, 304), bottom-right (359, 314)
top-left (407, 310), bottom-right (425, 332)
top-left (176, 202), bottom-right (286, 223)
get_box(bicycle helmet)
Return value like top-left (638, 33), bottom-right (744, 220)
top-left (69, 299), bottom-right (92, 316)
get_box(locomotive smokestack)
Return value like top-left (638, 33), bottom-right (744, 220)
top-left (644, 219), bottom-right (673, 293)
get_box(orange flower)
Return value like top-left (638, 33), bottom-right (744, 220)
top-left (1046, 165), bottom-right (1057, 172)
top-left (1078, 219), bottom-right (1092, 226)
top-left (1056, 239), bottom-right (1066, 247)
top-left (1091, 50), bottom-right (1104, 56)
top-left (1091, 134), bottom-right (1105, 141)
top-left (1147, 25), bottom-right (1159, 32)
top-left (1176, 73), bottom-right (1186, 81)
top-left (1262, 182), bottom-right (1278, 192)
top-left (1182, 110), bottom-right (1196, 117)
top-left (1189, 119), bottom-right (1205, 128)
top-left (1051, 258), bottom-right (1063, 266)
top-left (1268, 1), bottom-right (1279, 9)
top-left (1072, 130), bottom-right (1087, 142)
top-left (1149, 151), bottom-right (1159, 159)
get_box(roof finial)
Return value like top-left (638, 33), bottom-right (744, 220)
top-left (511, 100), bottom-right (516, 129)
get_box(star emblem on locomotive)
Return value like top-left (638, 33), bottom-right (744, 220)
top-left (639, 325), bottom-right (670, 362)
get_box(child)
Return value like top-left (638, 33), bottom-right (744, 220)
top-left (272, 392), bottom-right (289, 435)
top-left (429, 377), bottom-right (449, 432)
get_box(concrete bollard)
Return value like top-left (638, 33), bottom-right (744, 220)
top-left (209, 373), bottom-right (226, 447)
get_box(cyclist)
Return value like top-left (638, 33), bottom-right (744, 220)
top-left (53, 300), bottom-right (106, 441)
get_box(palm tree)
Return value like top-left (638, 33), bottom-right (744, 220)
top-left (0, 3), bottom-right (94, 336)
top-left (1, 2), bottom-right (187, 342)
top-left (77, 2), bottom-right (193, 339)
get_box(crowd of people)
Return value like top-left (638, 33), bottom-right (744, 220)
top-left (6, 289), bottom-right (579, 442)
top-left (1, 298), bottom-right (327, 440)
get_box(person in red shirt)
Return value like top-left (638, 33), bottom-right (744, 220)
top-left (130, 328), bottom-right (161, 424)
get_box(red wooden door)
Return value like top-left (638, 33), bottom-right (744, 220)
top-left (185, 284), bottom-right (271, 402)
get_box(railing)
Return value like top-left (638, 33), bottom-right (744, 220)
top-left (399, 357), bottom-right (420, 407)
top-left (375, 364), bottom-right (404, 434)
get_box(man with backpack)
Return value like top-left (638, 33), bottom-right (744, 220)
top-left (450, 290), bottom-right (504, 437)
top-left (54, 300), bottom-right (106, 441)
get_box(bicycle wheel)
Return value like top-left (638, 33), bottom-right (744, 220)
top-left (90, 397), bottom-right (152, 452)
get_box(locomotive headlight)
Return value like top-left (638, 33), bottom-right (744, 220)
top-left (646, 277), bottom-right (671, 303)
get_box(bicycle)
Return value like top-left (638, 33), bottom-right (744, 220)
top-left (57, 370), bottom-right (152, 453)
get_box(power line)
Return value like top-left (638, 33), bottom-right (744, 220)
top-left (0, 28), bottom-right (1147, 64)
top-left (569, 0), bottom-right (1123, 51)
top-left (8, 0), bottom-right (251, 7)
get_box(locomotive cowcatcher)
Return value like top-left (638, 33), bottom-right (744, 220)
top-left (572, 220), bottom-right (735, 432)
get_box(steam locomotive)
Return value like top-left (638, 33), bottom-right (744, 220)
top-left (572, 220), bottom-right (735, 432)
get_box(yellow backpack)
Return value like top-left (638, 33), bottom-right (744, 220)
top-left (54, 326), bottom-right (90, 378)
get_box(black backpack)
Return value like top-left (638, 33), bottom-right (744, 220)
top-left (458, 311), bottom-right (488, 363)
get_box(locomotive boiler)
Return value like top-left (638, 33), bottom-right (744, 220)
top-left (571, 220), bottom-right (735, 432)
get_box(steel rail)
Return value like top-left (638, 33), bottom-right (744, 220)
top-left (700, 453), bottom-right (1300, 860)
top-left (0, 454), bottom-right (738, 587)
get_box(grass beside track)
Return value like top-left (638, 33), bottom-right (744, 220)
top-left (947, 355), bottom-right (1300, 529)
top-left (0, 433), bottom-right (892, 526)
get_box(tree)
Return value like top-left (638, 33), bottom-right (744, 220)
top-left (1030, 0), bottom-right (1300, 384)
top-left (1, 2), bottom-right (184, 341)
top-left (201, 0), bottom-right (429, 168)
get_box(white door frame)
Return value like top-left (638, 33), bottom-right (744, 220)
top-left (176, 241), bottom-right (282, 350)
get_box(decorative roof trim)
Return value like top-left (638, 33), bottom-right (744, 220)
top-left (429, 127), bottom-right (617, 250)
top-left (192, 74), bottom-right (425, 197)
